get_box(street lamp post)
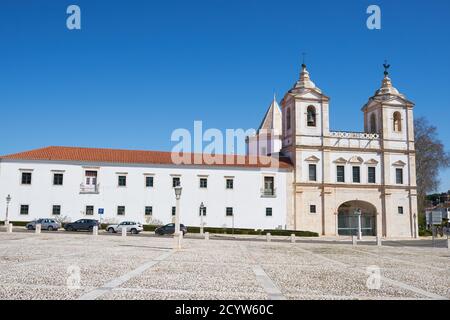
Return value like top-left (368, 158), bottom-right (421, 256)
top-left (199, 202), bottom-right (204, 235)
top-left (5, 194), bottom-right (11, 226)
top-left (174, 186), bottom-right (182, 249)
top-left (355, 208), bottom-right (362, 240)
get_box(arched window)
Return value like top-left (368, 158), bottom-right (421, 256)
top-left (370, 113), bottom-right (377, 133)
top-left (307, 106), bottom-right (316, 127)
top-left (286, 108), bottom-right (291, 130)
top-left (393, 112), bottom-right (402, 132)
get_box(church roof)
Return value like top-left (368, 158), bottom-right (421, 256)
top-left (258, 95), bottom-right (282, 135)
top-left (288, 64), bottom-right (323, 95)
top-left (0, 146), bottom-right (292, 169)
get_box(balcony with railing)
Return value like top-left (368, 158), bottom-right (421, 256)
top-left (80, 183), bottom-right (100, 194)
top-left (328, 131), bottom-right (381, 149)
top-left (261, 188), bottom-right (276, 198)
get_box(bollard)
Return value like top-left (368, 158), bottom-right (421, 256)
top-left (291, 234), bottom-right (296, 243)
top-left (352, 235), bottom-right (357, 246)
top-left (266, 233), bottom-right (271, 242)
top-left (35, 224), bottom-right (41, 234)
top-left (7, 223), bottom-right (13, 233)
top-left (447, 239), bottom-right (450, 250)
top-left (204, 232), bottom-right (210, 241)
top-left (122, 227), bottom-right (127, 237)
top-left (174, 232), bottom-right (183, 249)
top-left (376, 236), bottom-right (382, 247)
top-left (93, 225), bottom-right (98, 236)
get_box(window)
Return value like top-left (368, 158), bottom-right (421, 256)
top-left (309, 164), bottom-right (317, 181)
top-left (171, 206), bottom-right (176, 216)
top-left (266, 208), bottom-right (273, 217)
top-left (53, 173), bottom-right (64, 186)
top-left (85, 171), bottom-right (98, 186)
top-left (52, 205), bottom-right (61, 215)
top-left (21, 172), bottom-right (32, 185)
top-left (199, 178), bottom-right (208, 188)
top-left (310, 205), bottom-right (316, 214)
top-left (145, 176), bottom-right (154, 187)
top-left (368, 167), bottom-right (376, 184)
top-left (226, 179), bottom-right (234, 189)
top-left (307, 106), bottom-right (316, 127)
top-left (85, 206), bottom-right (94, 215)
top-left (398, 206), bottom-right (404, 214)
top-left (172, 177), bottom-right (180, 187)
top-left (263, 176), bottom-right (275, 196)
top-left (393, 112), bottom-right (402, 132)
top-left (396, 168), bottom-right (403, 184)
top-left (199, 206), bottom-right (207, 216)
top-left (117, 206), bottom-right (125, 216)
top-left (20, 205), bottom-right (29, 215)
top-left (118, 176), bottom-right (127, 187)
top-left (145, 206), bottom-right (153, 216)
top-left (336, 166), bottom-right (345, 182)
top-left (286, 108), bottom-right (291, 130)
top-left (226, 207), bottom-right (233, 216)
top-left (352, 166), bottom-right (361, 183)
top-left (370, 113), bottom-right (377, 133)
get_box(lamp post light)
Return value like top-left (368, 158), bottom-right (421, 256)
top-left (199, 202), bottom-right (205, 235)
top-left (5, 194), bottom-right (11, 227)
top-left (174, 185), bottom-right (182, 249)
top-left (355, 208), bottom-right (362, 240)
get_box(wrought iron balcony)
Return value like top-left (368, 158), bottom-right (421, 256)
top-left (80, 183), bottom-right (100, 194)
top-left (261, 188), bottom-right (276, 197)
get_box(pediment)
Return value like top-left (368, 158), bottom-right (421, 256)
top-left (348, 156), bottom-right (364, 164)
top-left (333, 157), bottom-right (347, 164)
top-left (304, 155), bottom-right (320, 162)
top-left (392, 160), bottom-right (406, 167)
top-left (365, 158), bottom-right (379, 165)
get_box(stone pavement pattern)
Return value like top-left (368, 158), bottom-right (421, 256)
top-left (0, 233), bottom-right (448, 300)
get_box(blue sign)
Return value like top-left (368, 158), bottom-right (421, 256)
top-left (98, 208), bottom-right (104, 215)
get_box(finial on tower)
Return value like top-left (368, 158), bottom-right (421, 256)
top-left (383, 59), bottom-right (390, 76)
top-left (301, 52), bottom-right (307, 69)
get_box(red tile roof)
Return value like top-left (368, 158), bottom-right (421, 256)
top-left (0, 146), bottom-right (292, 169)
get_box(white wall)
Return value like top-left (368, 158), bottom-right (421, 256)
top-left (0, 160), bottom-right (290, 230)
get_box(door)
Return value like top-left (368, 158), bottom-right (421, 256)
top-left (85, 171), bottom-right (98, 188)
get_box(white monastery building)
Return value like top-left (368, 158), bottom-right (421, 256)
top-left (0, 64), bottom-right (418, 238)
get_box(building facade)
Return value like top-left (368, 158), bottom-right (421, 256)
top-left (0, 64), bottom-right (418, 238)
top-left (248, 64), bottom-right (418, 238)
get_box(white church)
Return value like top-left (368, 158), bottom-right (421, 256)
top-left (0, 63), bottom-right (418, 238)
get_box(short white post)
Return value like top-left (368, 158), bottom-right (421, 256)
top-left (352, 235), bottom-right (357, 246)
top-left (35, 224), bottom-right (41, 234)
top-left (7, 223), bottom-right (13, 233)
top-left (266, 233), bottom-right (271, 242)
top-left (174, 232), bottom-right (183, 249)
top-left (447, 238), bottom-right (450, 250)
top-left (291, 234), bottom-right (296, 243)
top-left (122, 227), bottom-right (127, 237)
top-left (376, 236), bottom-right (382, 247)
top-left (93, 225), bottom-right (98, 236)
top-left (204, 232), bottom-right (209, 241)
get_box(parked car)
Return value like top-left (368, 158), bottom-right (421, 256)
top-left (106, 221), bottom-right (143, 234)
top-left (155, 223), bottom-right (187, 236)
top-left (26, 218), bottom-right (61, 231)
top-left (64, 219), bottom-right (99, 232)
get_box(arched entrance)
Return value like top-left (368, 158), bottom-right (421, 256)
top-left (337, 201), bottom-right (377, 236)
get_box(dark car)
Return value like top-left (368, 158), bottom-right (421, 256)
top-left (64, 219), bottom-right (99, 232)
top-left (155, 223), bottom-right (187, 236)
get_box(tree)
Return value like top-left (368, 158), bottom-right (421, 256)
top-left (415, 116), bottom-right (450, 214)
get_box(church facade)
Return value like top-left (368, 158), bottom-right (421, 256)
top-left (0, 64), bottom-right (418, 238)
top-left (247, 64), bottom-right (418, 238)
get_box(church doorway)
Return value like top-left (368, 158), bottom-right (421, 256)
top-left (337, 201), bottom-right (377, 236)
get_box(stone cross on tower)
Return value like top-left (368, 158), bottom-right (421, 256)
top-left (383, 60), bottom-right (390, 76)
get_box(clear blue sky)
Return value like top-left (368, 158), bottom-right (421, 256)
top-left (1, 0), bottom-right (449, 191)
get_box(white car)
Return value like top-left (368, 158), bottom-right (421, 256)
top-left (106, 221), bottom-right (143, 234)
